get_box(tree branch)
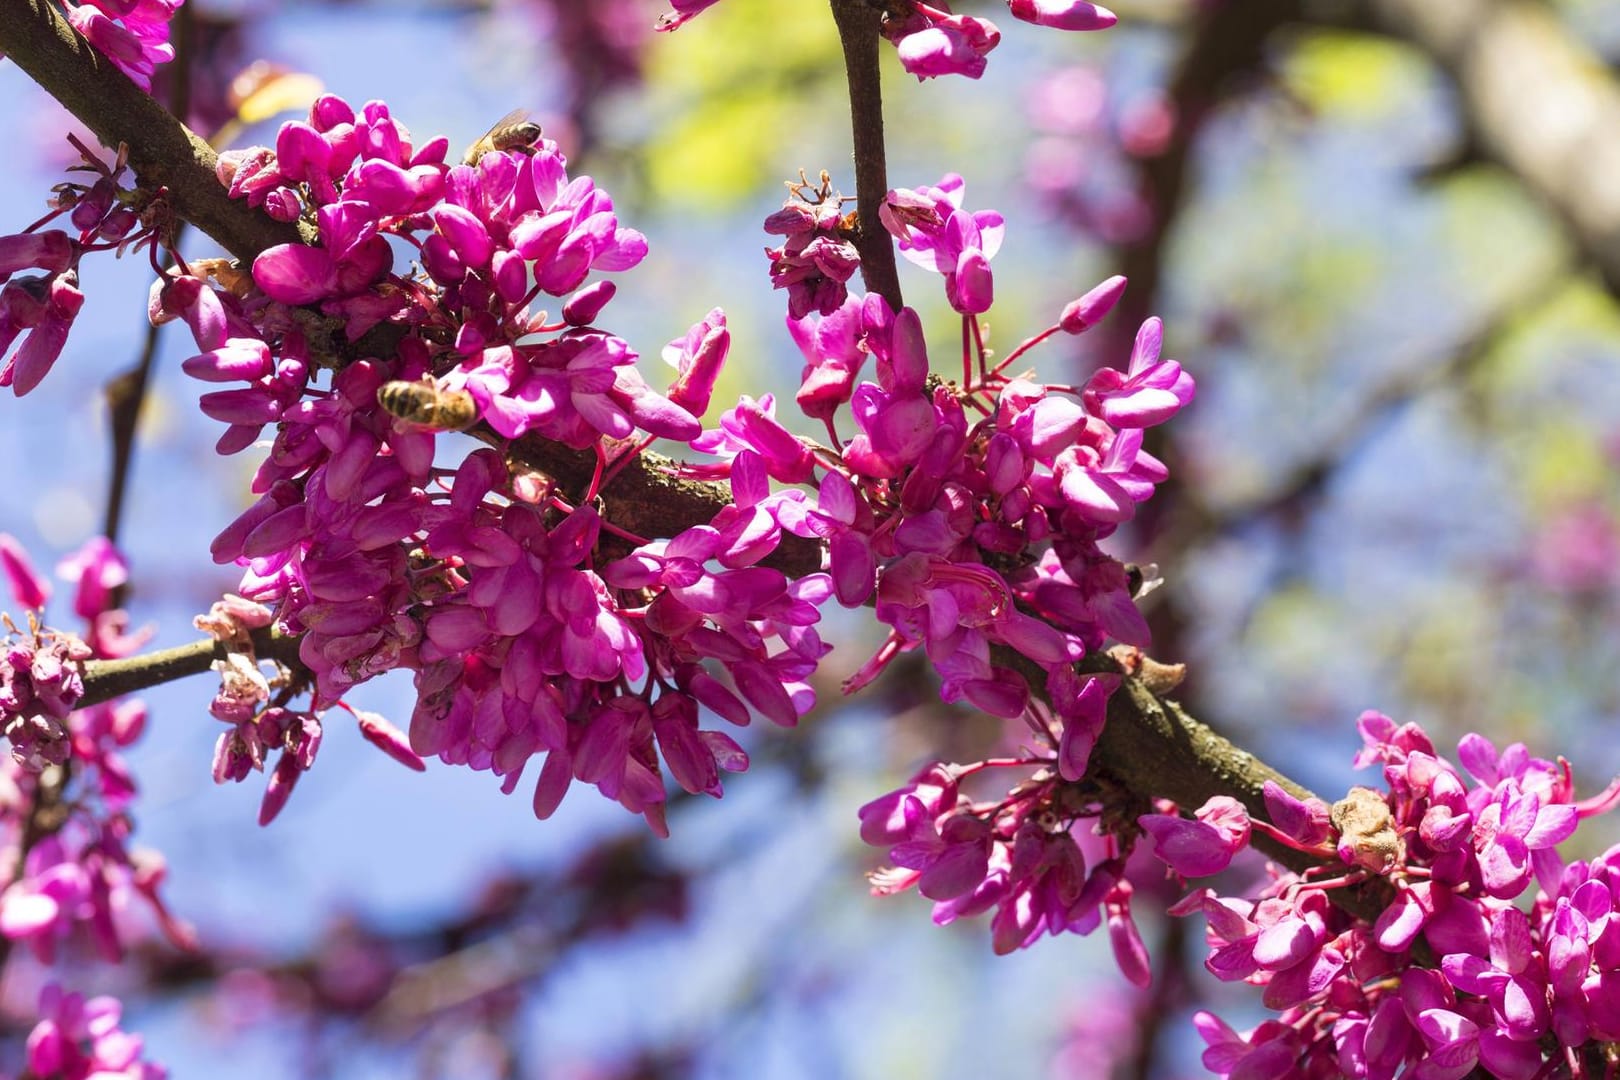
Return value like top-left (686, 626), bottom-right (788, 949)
top-left (828, 0), bottom-right (903, 312)
top-left (77, 625), bottom-right (304, 709)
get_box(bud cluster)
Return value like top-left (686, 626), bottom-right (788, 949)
top-left (0, 135), bottom-right (176, 399)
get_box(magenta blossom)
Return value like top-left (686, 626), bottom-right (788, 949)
top-left (882, 175), bottom-right (1005, 315)
top-left (1007, 0), bottom-right (1115, 31)
top-left (63, 0), bottom-right (183, 92)
top-left (26, 983), bottom-right (167, 1080)
top-left (1138, 795), bottom-right (1251, 878)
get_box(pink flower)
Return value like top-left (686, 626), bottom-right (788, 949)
top-left (65, 0), bottom-right (180, 92)
top-left (0, 230), bottom-right (73, 278)
top-left (788, 293), bottom-right (882, 421)
top-left (26, 983), bottom-right (167, 1079)
top-left (56, 537), bottom-right (129, 621)
top-left (1139, 795), bottom-right (1251, 877)
top-left (1059, 274), bottom-right (1127, 334)
top-left (888, 13), bottom-right (1001, 81)
top-left (0, 533), bottom-right (51, 610)
top-left (1083, 317), bottom-right (1196, 428)
top-left (882, 175), bottom-right (1005, 314)
top-left (0, 269), bottom-right (85, 396)
top-left (1007, 0), bottom-right (1116, 31)
top-left (662, 307), bottom-right (729, 420)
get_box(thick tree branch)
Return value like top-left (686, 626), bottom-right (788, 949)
top-left (1362, 0), bottom-right (1620, 294)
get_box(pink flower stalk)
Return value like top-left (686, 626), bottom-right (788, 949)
top-left (742, 163), bottom-right (1199, 970)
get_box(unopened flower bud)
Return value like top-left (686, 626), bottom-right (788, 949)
top-left (1060, 274), bottom-right (1126, 334)
top-left (563, 280), bottom-right (617, 326)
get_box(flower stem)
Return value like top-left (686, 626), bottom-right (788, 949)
top-left (828, 0), bottom-right (902, 314)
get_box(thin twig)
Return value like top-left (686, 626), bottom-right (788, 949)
top-left (78, 625), bottom-right (306, 709)
top-left (102, 322), bottom-right (162, 547)
top-left (828, 0), bottom-right (902, 312)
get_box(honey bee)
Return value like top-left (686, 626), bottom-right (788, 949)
top-left (189, 257), bottom-right (255, 299)
top-left (461, 109), bottom-right (543, 167)
top-left (376, 377), bottom-right (478, 431)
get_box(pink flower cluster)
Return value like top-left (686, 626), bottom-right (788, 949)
top-left (26, 983), bottom-right (166, 1079)
top-left (13, 111), bottom-right (1190, 879)
top-left (782, 171), bottom-right (1193, 964)
top-left (1159, 712), bottom-right (1620, 1079)
top-left (156, 95), bottom-right (830, 831)
top-left (0, 140), bottom-right (160, 397)
top-left (762, 172), bottom-right (1192, 742)
top-left (0, 608), bottom-right (88, 772)
top-left (0, 535), bottom-right (148, 771)
top-left (0, 536), bottom-right (191, 975)
top-left (58, 0), bottom-right (183, 92)
top-left (656, 0), bottom-right (1115, 80)
top-left (859, 729), bottom-right (1156, 985)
